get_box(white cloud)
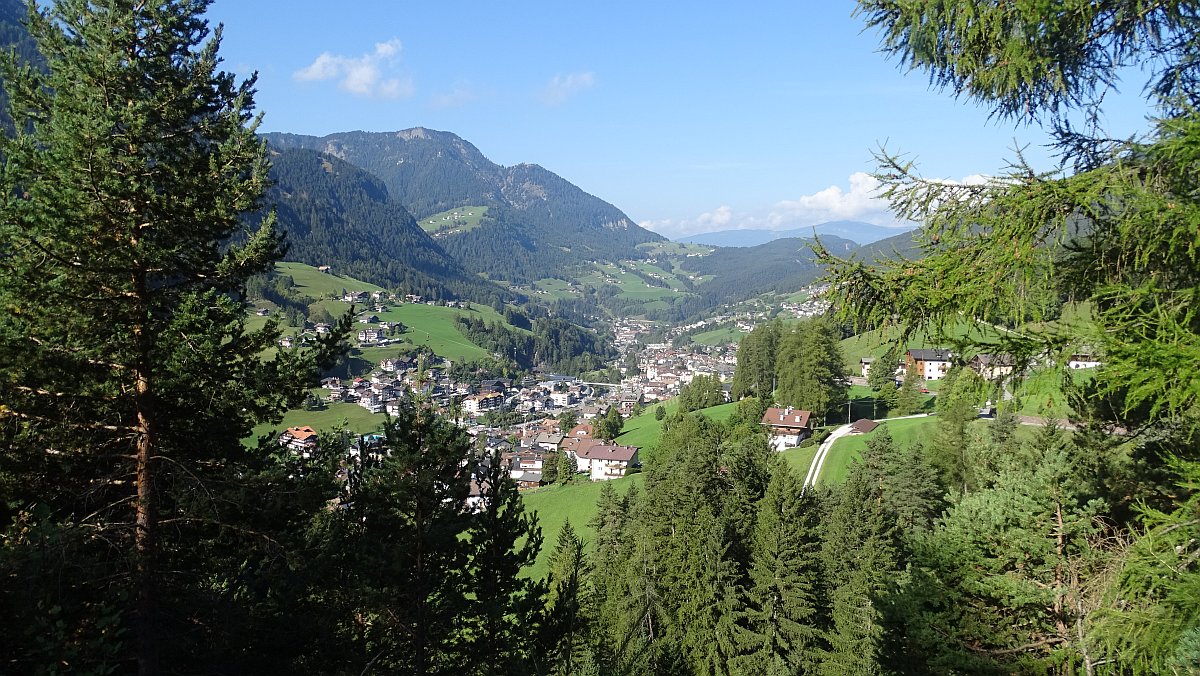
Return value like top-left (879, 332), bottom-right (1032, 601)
top-left (431, 81), bottom-right (480, 109)
top-left (639, 172), bottom-right (992, 239)
top-left (768, 172), bottom-right (888, 226)
top-left (294, 39), bottom-right (413, 100)
top-left (540, 71), bottom-right (595, 105)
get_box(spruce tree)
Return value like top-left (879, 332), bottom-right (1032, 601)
top-left (732, 463), bottom-right (822, 675)
top-left (464, 448), bottom-right (546, 673)
top-left (0, 1), bottom-right (341, 671)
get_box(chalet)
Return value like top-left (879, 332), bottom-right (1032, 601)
top-left (906, 348), bottom-right (954, 381)
top-left (342, 291), bottom-right (369, 304)
top-left (1068, 350), bottom-right (1102, 369)
top-left (968, 353), bottom-right (1016, 380)
top-left (760, 407), bottom-right (812, 451)
top-left (357, 328), bottom-right (383, 344)
top-left (317, 265), bottom-right (332, 272)
top-left (254, 307), bottom-right (270, 316)
top-left (574, 443), bottom-right (639, 481)
top-left (313, 323), bottom-right (332, 335)
top-left (279, 425), bottom-right (318, 455)
top-left (534, 432), bottom-right (565, 452)
top-left (566, 422), bottom-right (595, 439)
top-left (278, 336), bottom-right (294, 349)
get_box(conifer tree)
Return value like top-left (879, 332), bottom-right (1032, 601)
top-left (894, 364), bottom-right (923, 416)
top-left (732, 463), bottom-right (823, 675)
top-left (545, 519), bottom-right (592, 674)
top-left (464, 448), bottom-right (546, 673)
top-left (0, 1), bottom-right (342, 672)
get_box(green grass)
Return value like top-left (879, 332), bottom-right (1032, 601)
top-left (418, 206), bottom-right (489, 236)
top-left (248, 401), bottom-right (388, 444)
top-left (615, 400), bottom-right (739, 459)
top-left (780, 444), bottom-right (819, 479)
top-left (374, 303), bottom-right (514, 362)
top-left (521, 474), bottom-right (644, 580)
top-left (817, 416), bottom-right (939, 485)
top-left (275, 261), bottom-right (383, 297)
top-left (691, 326), bottom-right (745, 346)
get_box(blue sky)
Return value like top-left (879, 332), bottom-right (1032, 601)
top-left (206, 1), bottom-right (1153, 239)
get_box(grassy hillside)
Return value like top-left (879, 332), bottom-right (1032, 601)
top-left (248, 400), bottom-right (388, 444)
top-left (419, 205), bottom-right (489, 236)
top-left (276, 261), bottom-right (384, 296)
top-left (615, 400), bottom-right (739, 461)
top-left (816, 416), bottom-right (938, 486)
top-left (521, 474), bottom-right (644, 580)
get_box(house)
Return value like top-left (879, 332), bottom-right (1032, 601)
top-left (279, 425), bottom-right (318, 455)
top-left (968, 353), bottom-right (1016, 380)
top-left (566, 423), bottom-right (595, 439)
top-left (574, 443), bottom-right (639, 481)
top-left (1068, 350), bottom-right (1102, 369)
top-left (278, 336), bottom-right (294, 349)
top-left (760, 407), bottom-right (812, 451)
top-left (534, 432), bottom-right (565, 452)
top-left (462, 391), bottom-right (503, 415)
top-left (357, 328), bottom-right (383, 344)
top-left (342, 291), bottom-right (369, 304)
top-left (906, 348), bottom-right (954, 381)
top-left (254, 307), bottom-right (270, 316)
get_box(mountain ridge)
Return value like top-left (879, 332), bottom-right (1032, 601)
top-left (678, 220), bottom-right (915, 247)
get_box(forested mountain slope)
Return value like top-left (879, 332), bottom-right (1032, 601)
top-left (266, 148), bottom-right (509, 304)
top-left (263, 128), bottom-right (664, 282)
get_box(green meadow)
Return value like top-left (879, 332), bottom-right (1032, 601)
top-left (521, 474), bottom-right (644, 580)
top-left (418, 205), bottom-right (489, 235)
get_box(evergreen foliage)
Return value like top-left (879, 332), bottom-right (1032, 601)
top-left (774, 319), bottom-right (848, 425)
top-left (0, 1), bottom-right (343, 671)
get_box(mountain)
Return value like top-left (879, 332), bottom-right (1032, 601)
top-left (262, 128), bottom-right (664, 282)
top-left (849, 226), bottom-right (921, 261)
top-left (651, 235), bottom-right (857, 320)
top-left (265, 148), bottom-right (508, 304)
top-left (677, 220), bottom-right (915, 247)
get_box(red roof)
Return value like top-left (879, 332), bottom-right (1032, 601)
top-left (284, 425), bottom-right (318, 441)
top-left (760, 407), bottom-right (811, 429)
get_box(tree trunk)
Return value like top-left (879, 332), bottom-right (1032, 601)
top-left (133, 281), bottom-right (160, 676)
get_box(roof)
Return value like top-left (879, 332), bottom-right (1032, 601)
top-left (567, 423), bottom-right (594, 438)
top-left (577, 444), bottom-right (639, 462)
top-left (907, 348), bottom-right (954, 362)
top-left (850, 418), bottom-right (880, 434)
top-left (760, 407), bottom-right (812, 429)
top-left (283, 425), bottom-right (318, 441)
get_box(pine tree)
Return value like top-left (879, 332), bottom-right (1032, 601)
top-left (774, 319), bottom-right (848, 425)
top-left (0, 1), bottom-right (341, 672)
top-left (545, 519), bottom-right (590, 674)
top-left (731, 321), bottom-right (779, 400)
top-left (894, 364), bottom-right (923, 416)
top-left (732, 463), bottom-right (822, 675)
top-left (464, 448), bottom-right (546, 673)
top-left (868, 344), bottom-right (901, 411)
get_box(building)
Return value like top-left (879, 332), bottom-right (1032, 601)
top-left (760, 407), bottom-right (812, 451)
top-left (574, 443), bottom-right (640, 481)
top-left (906, 348), bottom-right (954, 381)
top-left (279, 425), bottom-right (318, 455)
top-left (462, 391), bottom-right (503, 415)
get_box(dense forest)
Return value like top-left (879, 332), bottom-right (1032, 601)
top-left (455, 313), bottom-right (617, 376)
top-left (266, 148), bottom-right (510, 304)
top-left (263, 129), bottom-right (663, 283)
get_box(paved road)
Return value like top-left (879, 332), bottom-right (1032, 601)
top-left (801, 413), bottom-right (932, 492)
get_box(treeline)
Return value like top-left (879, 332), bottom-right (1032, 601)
top-left (455, 313), bottom-right (617, 376)
top-left (730, 318), bottom-right (848, 424)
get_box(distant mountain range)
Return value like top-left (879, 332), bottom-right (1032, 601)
top-left (263, 129), bottom-right (662, 284)
top-left (677, 220), bottom-right (916, 247)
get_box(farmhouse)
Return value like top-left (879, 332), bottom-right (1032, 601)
top-left (279, 425), bottom-right (318, 455)
top-left (906, 348), bottom-right (954, 381)
top-left (760, 407), bottom-right (812, 451)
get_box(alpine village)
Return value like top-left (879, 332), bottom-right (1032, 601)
top-left (1, 1), bottom-right (1198, 675)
